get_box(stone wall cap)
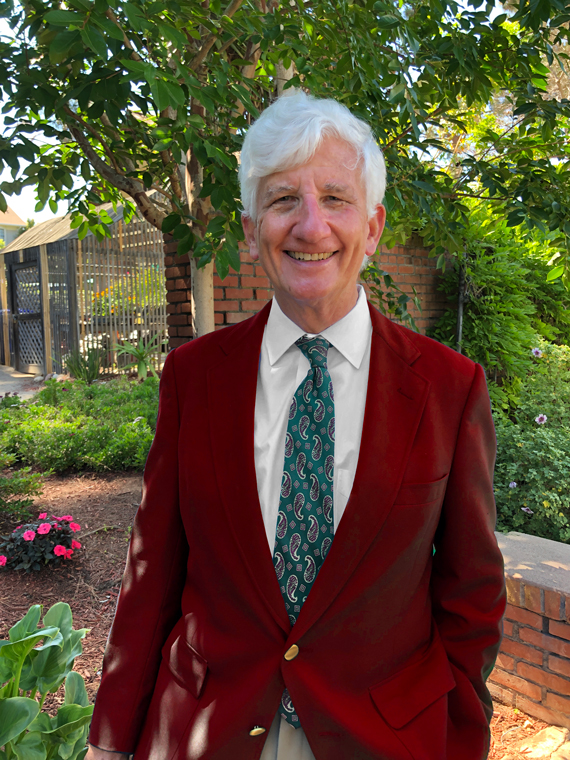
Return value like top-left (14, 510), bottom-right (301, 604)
top-left (496, 530), bottom-right (570, 594)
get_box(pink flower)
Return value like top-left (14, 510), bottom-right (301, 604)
top-left (13, 526), bottom-right (22, 531)
top-left (52, 515), bottom-right (64, 521)
top-left (65, 549), bottom-right (74, 559)
top-left (53, 545), bottom-right (67, 556)
top-left (23, 530), bottom-right (36, 541)
top-left (69, 523), bottom-right (81, 532)
top-left (37, 523), bottom-right (51, 535)
top-left (535, 414), bottom-right (548, 425)
top-left (61, 515), bottom-right (74, 521)
top-left (38, 513), bottom-right (47, 519)
top-left (71, 540), bottom-right (82, 550)
top-left (532, 348), bottom-right (543, 358)
top-left (0, 556), bottom-right (7, 567)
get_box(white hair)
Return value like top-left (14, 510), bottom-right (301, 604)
top-left (239, 90), bottom-right (386, 223)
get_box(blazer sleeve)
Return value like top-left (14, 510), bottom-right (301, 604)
top-left (88, 349), bottom-right (189, 753)
top-left (430, 363), bottom-right (506, 727)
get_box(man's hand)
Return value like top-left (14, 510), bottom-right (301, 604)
top-left (84, 744), bottom-right (131, 760)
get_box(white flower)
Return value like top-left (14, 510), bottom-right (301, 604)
top-left (509, 481), bottom-right (517, 488)
top-left (132, 417), bottom-right (144, 424)
top-left (535, 414), bottom-right (547, 425)
top-left (521, 507), bottom-right (534, 515)
top-left (531, 348), bottom-right (543, 358)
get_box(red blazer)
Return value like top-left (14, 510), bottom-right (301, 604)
top-left (88, 301), bottom-right (506, 760)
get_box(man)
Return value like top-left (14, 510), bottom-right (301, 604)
top-left (86, 91), bottom-right (506, 760)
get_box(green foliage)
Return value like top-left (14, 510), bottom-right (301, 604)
top-left (360, 258), bottom-right (421, 331)
top-left (494, 343), bottom-right (570, 542)
top-left (429, 214), bottom-right (570, 413)
top-left (1, 0), bottom-right (570, 281)
top-left (0, 378), bottom-right (158, 473)
top-left (113, 335), bottom-right (165, 379)
top-left (0, 603), bottom-right (92, 760)
top-left (64, 348), bottom-right (102, 386)
top-left (0, 513), bottom-right (82, 573)
top-left (0, 451), bottom-right (43, 519)
top-left (0, 393), bottom-right (22, 410)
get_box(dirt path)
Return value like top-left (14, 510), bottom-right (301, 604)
top-left (0, 472), bottom-right (554, 757)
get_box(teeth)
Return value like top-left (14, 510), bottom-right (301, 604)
top-left (287, 251), bottom-right (335, 261)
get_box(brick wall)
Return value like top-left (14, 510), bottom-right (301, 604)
top-left (489, 575), bottom-right (570, 729)
top-left (164, 235), bottom-right (450, 344)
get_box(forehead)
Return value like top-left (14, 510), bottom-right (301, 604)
top-left (259, 137), bottom-right (364, 199)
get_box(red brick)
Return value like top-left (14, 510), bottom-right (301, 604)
top-left (168, 291), bottom-right (189, 303)
top-left (213, 288), bottom-right (223, 299)
top-left (515, 696), bottom-right (570, 730)
top-left (166, 304), bottom-right (178, 314)
top-left (545, 590), bottom-right (563, 621)
top-left (240, 250), bottom-right (254, 262)
top-left (214, 313), bottom-right (224, 324)
top-left (505, 604), bottom-right (542, 629)
top-left (168, 337), bottom-right (188, 348)
top-left (165, 281), bottom-right (176, 290)
top-left (164, 255), bottom-right (175, 266)
top-left (548, 656), bottom-right (570, 679)
top-left (256, 289), bottom-right (273, 300)
top-left (174, 278), bottom-right (190, 290)
top-left (242, 276), bottom-right (271, 288)
top-left (173, 253), bottom-right (189, 264)
top-left (489, 669), bottom-right (542, 700)
top-left (550, 620), bottom-right (570, 641)
top-left (240, 264), bottom-right (254, 275)
top-left (163, 242), bottom-right (177, 254)
top-left (165, 266), bottom-right (184, 278)
top-left (517, 662), bottom-right (570, 695)
top-left (226, 313), bottom-right (251, 324)
top-left (495, 653), bottom-right (515, 671)
top-left (520, 628), bottom-right (570, 658)
top-left (500, 639), bottom-right (543, 666)
top-left (167, 315), bottom-right (189, 326)
top-left (180, 302), bottom-right (192, 313)
top-left (241, 300), bottom-right (266, 312)
top-left (226, 288), bottom-right (253, 300)
top-left (177, 326), bottom-right (194, 337)
top-left (168, 326), bottom-right (178, 337)
top-left (524, 585), bottom-right (543, 614)
top-left (214, 301), bottom-right (239, 312)
top-left (547, 692), bottom-right (570, 714)
top-left (488, 682), bottom-right (515, 706)
top-left (213, 275), bottom-right (238, 287)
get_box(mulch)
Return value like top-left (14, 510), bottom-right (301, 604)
top-left (0, 472), bottom-right (554, 757)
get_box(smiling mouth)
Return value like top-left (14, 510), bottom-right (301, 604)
top-left (285, 251), bottom-right (338, 261)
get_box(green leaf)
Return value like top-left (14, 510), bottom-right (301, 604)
top-left (0, 698), bottom-right (40, 746)
top-left (412, 180), bottom-right (438, 193)
top-left (546, 265), bottom-right (565, 282)
top-left (64, 672), bottom-right (89, 708)
top-left (9, 606), bottom-right (42, 643)
top-left (12, 731), bottom-right (46, 760)
top-left (44, 10), bottom-right (83, 24)
top-left (149, 78), bottom-right (171, 111)
top-left (49, 31), bottom-right (81, 62)
top-left (81, 26), bottom-right (108, 59)
top-left (162, 214), bottom-right (181, 233)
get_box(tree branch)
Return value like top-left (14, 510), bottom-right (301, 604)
top-left (63, 106), bottom-right (122, 173)
top-left (105, 7), bottom-right (142, 62)
top-left (189, 0), bottom-right (245, 70)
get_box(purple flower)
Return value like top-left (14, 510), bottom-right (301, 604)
top-left (532, 348), bottom-right (543, 358)
top-left (535, 414), bottom-right (547, 425)
top-left (509, 481), bottom-right (517, 488)
top-left (521, 507), bottom-right (534, 515)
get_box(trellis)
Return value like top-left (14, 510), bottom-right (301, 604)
top-left (0, 207), bottom-right (168, 376)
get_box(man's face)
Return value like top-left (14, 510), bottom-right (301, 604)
top-left (242, 136), bottom-right (386, 320)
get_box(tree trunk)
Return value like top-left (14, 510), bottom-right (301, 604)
top-left (190, 258), bottom-right (215, 337)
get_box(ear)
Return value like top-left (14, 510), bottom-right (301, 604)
top-left (241, 213), bottom-right (259, 261)
top-left (365, 205), bottom-right (386, 257)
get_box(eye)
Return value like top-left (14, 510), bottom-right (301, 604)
top-left (274, 195), bottom-right (295, 203)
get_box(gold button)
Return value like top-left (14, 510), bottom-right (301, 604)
top-left (284, 644), bottom-right (299, 661)
top-left (249, 726), bottom-right (266, 736)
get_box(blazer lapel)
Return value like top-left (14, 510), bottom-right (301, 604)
top-left (208, 304), bottom-right (291, 634)
top-left (290, 306), bottom-right (430, 642)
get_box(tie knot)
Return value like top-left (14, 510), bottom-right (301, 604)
top-left (295, 336), bottom-right (331, 367)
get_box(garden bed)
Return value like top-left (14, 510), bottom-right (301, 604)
top-left (0, 472), bottom-right (554, 758)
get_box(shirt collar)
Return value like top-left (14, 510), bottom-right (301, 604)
top-left (265, 285), bottom-right (371, 369)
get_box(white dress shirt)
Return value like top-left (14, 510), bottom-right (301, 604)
top-left (254, 286), bottom-right (372, 760)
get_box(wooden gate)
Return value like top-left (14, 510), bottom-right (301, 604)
top-left (11, 260), bottom-right (44, 373)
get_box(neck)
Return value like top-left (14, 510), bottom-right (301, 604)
top-left (275, 287), bottom-right (359, 334)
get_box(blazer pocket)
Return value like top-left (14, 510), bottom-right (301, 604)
top-left (369, 630), bottom-right (456, 729)
top-left (163, 633), bottom-right (208, 699)
top-left (394, 473), bottom-right (449, 506)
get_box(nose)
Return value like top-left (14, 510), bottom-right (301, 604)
top-left (292, 194), bottom-right (331, 243)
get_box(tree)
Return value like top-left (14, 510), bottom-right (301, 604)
top-left (0, 0), bottom-right (569, 338)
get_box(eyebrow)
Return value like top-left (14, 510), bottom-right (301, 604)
top-left (262, 184), bottom-right (297, 203)
top-left (323, 182), bottom-right (355, 197)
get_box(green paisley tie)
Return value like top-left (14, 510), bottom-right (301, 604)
top-left (273, 335), bottom-right (335, 728)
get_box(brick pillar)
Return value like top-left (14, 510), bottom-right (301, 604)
top-left (164, 234), bottom-right (193, 348)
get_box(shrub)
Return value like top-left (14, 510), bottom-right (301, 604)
top-left (0, 513), bottom-right (82, 572)
top-left (0, 377), bottom-right (158, 473)
top-left (0, 602), bottom-right (92, 760)
top-left (0, 452), bottom-right (43, 518)
top-left (65, 347), bottom-right (103, 385)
